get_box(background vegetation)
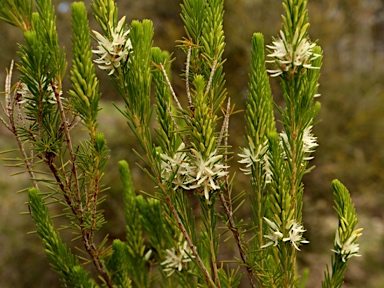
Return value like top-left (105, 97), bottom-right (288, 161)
top-left (0, 0), bottom-right (383, 287)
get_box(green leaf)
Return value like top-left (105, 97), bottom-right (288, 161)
top-left (106, 240), bottom-right (132, 288)
top-left (0, 0), bottom-right (32, 30)
top-left (69, 2), bottom-right (101, 132)
top-left (118, 160), bottom-right (149, 287)
top-left (28, 188), bottom-right (97, 287)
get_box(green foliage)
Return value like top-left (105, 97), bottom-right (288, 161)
top-left (0, 0), bottom-right (32, 30)
top-left (245, 34), bottom-right (276, 274)
top-left (28, 188), bottom-right (97, 288)
top-left (245, 33), bottom-right (276, 146)
top-left (105, 240), bottom-right (132, 288)
top-left (118, 160), bottom-right (149, 287)
top-left (69, 2), bottom-right (101, 134)
top-left (91, 0), bottom-right (117, 36)
top-left (322, 180), bottom-right (363, 288)
top-left (151, 47), bottom-right (177, 154)
top-left (124, 20), bottom-right (153, 126)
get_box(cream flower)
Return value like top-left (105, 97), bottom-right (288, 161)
top-left (238, 147), bottom-right (259, 175)
top-left (189, 149), bottom-right (228, 200)
top-left (238, 142), bottom-right (271, 182)
top-left (266, 29), bottom-right (320, 77)
top-left (160, 143), bottom-right (193, 190)
top-left (17, 80), bottom-right (63, 105)
top-left (279, 125), bottom-right (318, 162)
top-left (161, 239), bottom-right (194, 277)
top-left (302, 125), bottom-right (318, 160)
top-left (262, 152), bottom-right (273, 184)
top-left (331, 229), bottom-right (362, 262)
top-left (92, 16), bottom-right (132, 75)
top-left (261, 217), bottom-right (283, 248)
top-left (283, 221), bottom-right (309, 251)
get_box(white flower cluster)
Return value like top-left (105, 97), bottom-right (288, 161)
top-left (302, 125), bottom-right (319, 160)
top-left (160, 144), bottom-right (228, 200)
top-left (160, 143), bottom-right (191, 190)
top-left (17, 80), bottom-right (63, 105)
top-left (280, 125), bottom-right (318, 161)
top-left (266, 30), bottom-right (320, 77)
top-left (92, 16), bottom-right (132, 75)
top-left (261, 217), bottom-right (309, 251)
top-left (331, 229), bottom-right (362, 262)
top-left (238, 141), bottom-right (272, 183)
top-left (161, 239), bottom-right (195, 277)
top-left (283, 221), bottom-right (310, 251)
top-left (260, 217), bottom-right (283, 248)
top-left (189, 149), bottom-right (228, 200)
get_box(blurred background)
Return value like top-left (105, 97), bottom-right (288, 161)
top-left (1, 0), bottom-right (383, 287)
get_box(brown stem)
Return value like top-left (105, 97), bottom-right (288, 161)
top-left (52, 81), bottom-right (112, 287)
top-left (5, 73), bottom-right (39, 189)
top-left (163, 190), bottom-right (217, 288)
top-left (14, 134), bottom-right (38, 189)
top-left (82, 230), bottom-right (113, 288)
top-left (134, 115), bottom-right (216, 287)
top-left (46, 151), bottom-right (113, 288)
top-left (53, 82), bottom-right (82, 212)
top-left (90, 158), bottom-right (100, 242)
top-left (219, 98), bottom-right (256, 286)
top-left (219, 191), bottom-right (257, 288)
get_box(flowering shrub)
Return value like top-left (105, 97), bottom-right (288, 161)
top-left (0, 0), bottom-right (362, 287)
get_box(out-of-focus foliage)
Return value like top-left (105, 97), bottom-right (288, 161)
top-left (0, 0), bottom-right (383, 287)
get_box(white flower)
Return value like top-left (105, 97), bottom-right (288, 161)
top-left (266, 30), bottom-right (320, 77)
top-left (238, 147), bottom-right (259, 175)
top-left (17, 80), bottom-right (63, 105)
top-left (160, 143), bottom-right (193, 190)
top-left (262, 152), bottom-right (273, 184)
top-left (261, 217), bottom-right (283, 248)
top-left (161, 239), bottom-right (194, 277)
top-left (92, 16), bottom-right (132, 75)
top-left (189, 149), bottom-right (228, 200)
top-left (160, 145), bottom-right (228, 199)
top-left (331, 229), bottom-right (362, 262)
top-left (279, 125), bottom-right (318, 161)
top-left (302, 125), bottom-right (318, 160)
top-left (238, 142), bottom-right (271, 182)
top-left (283, 221), bottom-right (309, 251)
top-left (143, 249), bottom-right (153, 261)
top-left (16, 82), bottom-right (33, 104)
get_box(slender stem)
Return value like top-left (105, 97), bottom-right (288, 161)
top-left (163, 189), bottom-right (217, 288)
top-left (219, 192), bottom-right (257, 288)
top-left (160, 63), bottom-right (183, 112)
top-left (4, 66), bottom-right (39, 189)
top-left (82, 230), bottom-right (113, 288)
top-left (132, 112), bottom-right (216, 287)
top-left (205, 56), bottom-right (218, 96)
top-left (46, 157), bottom-right (113, 288)
top-left (207, 206), bottom-right (220, 287)
top-left (54, 82), bottom-right (82, 212)
top-left (15, 134), bottom-right (38, 189)
top-left (160, 63), bottom-right (192, 127)
top-left (185, 45), bottom-right (192, 107)
top-left (219, 98), bottom-right (256, 287)
top-left (216, 98), bottom-right (230, 149)
top-left (46, 160), bottom-right (76, 215)
top-left (90, 157), bottom-right (100, 240)
top-left (0, 60), bottom-right (14, 131)
top-left (53, 81), bottom-right (112, 287)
